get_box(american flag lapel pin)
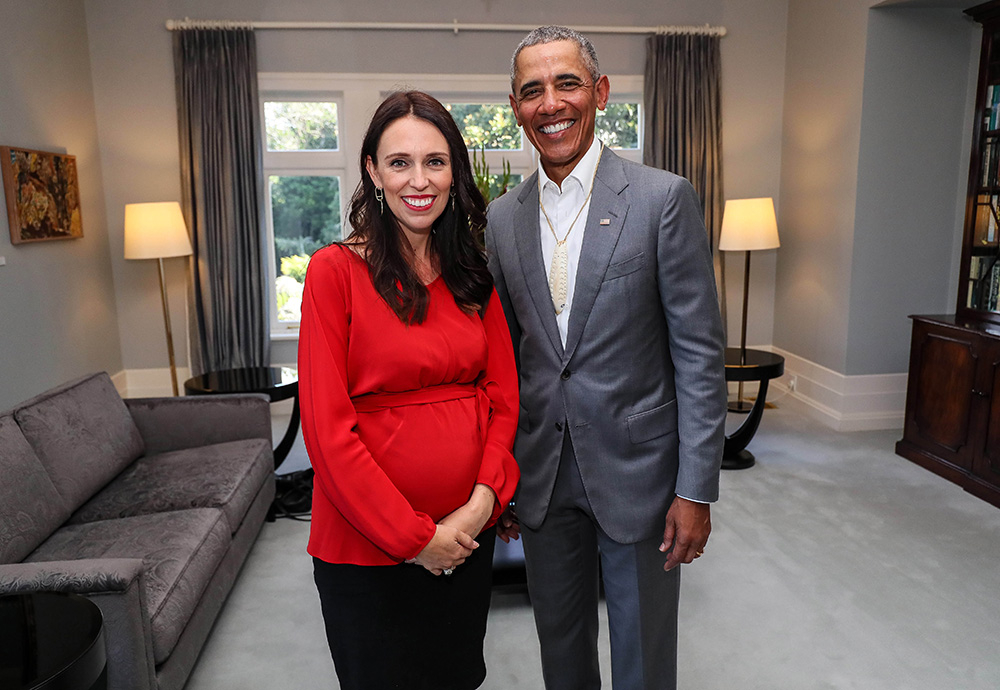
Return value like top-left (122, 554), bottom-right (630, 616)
top-left (599, 218), bottom-right (611, 226)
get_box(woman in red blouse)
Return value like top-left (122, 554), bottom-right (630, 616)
top-left (298, 91), bottom-right (519, 690)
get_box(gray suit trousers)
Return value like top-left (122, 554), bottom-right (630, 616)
top-left (521, 432), bottom-right (680, 690)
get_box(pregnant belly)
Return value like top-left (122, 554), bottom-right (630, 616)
top-left (355, 397), bottom-right (482, 521)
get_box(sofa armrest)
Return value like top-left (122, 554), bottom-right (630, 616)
top-left (0, 557), bottom-right (144, 595)
top-left (125, 394), bottom-right (271, 455)
top-left (0, 559), bottom-right (157, 690)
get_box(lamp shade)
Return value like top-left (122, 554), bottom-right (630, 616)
top-left (124, 202), bottom-right (193, 259)
top-left (719, 198), bottom-right (780, 252)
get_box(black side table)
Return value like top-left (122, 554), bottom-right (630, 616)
top-left (184, 367), bottom-right (300, 470)
top-left (0, 592), bottom-right (106, 690)
top-left (723, 348), bottom-right (785, 470)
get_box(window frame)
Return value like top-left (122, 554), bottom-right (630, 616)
top-left (258, 72), bottom-right (644, 339)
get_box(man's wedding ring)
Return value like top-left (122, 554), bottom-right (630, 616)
top-left (443, 568), bottom-right (454, 576)
top-left (695, 551), bottom-right (704, 557)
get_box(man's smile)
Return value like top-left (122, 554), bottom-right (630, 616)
top-left (540, 120), bottom-right (576, 135)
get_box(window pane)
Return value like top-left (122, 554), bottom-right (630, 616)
top-left (270, 175), bottom-right (342, 322)
top-left (265, 102), bottom-right (339, 151)
top-left (446, 104), bottom-right (521, 151)
top-left (596, 103), bottom-right (639, 150)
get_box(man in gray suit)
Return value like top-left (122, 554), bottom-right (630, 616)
top-left (485, 26), bottom-right (727, 690)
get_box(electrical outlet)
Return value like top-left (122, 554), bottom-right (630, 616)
top-left (788, 375), bottom-right (797, 392)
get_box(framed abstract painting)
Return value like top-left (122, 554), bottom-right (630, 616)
top-left (1, 146), bottom-right (83, 244)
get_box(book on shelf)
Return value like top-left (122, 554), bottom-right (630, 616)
top-left (991, 262), bottom-right (1000, 311)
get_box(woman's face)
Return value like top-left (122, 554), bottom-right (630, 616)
top-left (365, 115), bottom-right (453, 237)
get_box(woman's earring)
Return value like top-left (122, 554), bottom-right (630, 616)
top-left (374, 187), bottom-right (384, 214)
top-left (450, 187), bottom-right (456, 213)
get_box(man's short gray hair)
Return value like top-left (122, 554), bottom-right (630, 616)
top-left (510, 26), bottom-right (601, 91)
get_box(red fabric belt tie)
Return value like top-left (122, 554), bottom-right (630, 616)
top-left (351, 382), bottom-right (490, 438)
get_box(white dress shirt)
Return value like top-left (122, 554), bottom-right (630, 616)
top-left (538, 137), bottom-right (603, 347)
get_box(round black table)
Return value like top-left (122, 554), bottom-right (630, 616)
top-left (0, 592), bottom-right (106, 690)
top-left (183, 367), bottom-right (299, 470)
top-left (184, 366), bottom-right (311, 518)
top-left (723, 348), bottom-right (785, 470)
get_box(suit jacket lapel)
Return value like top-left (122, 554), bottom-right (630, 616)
top-left (514, 173), bottom-right (564, 357)
top-left (564, 149), bottom-right (629, 363)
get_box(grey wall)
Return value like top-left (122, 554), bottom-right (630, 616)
top-left (81, 0), bottom-right (790, 369)
top-left (847, 7), bottom-right (977, 375)
top-left (774, 0), bottom-right (873, 374)
top-left (773, 0), bottom-right (977, 376)
top-left (0, 0), bottom-right (122, 410)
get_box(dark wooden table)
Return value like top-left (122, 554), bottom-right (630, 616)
top-left (184, 366), bottom-right (299, 470)
top-left (723, 348), bottom-right (785, 470)
top-left (0, 592), bottom-right (106, 690)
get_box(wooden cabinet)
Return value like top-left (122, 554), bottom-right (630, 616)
top-left (896, 2), bottom-right (1000, 508)
top-left (896, 316), bottom-right (1000, 508)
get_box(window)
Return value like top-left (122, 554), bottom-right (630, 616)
top-left (265, 102), bottom-right (339, 151)
top-left (269, 174), bottom-right (342, 323)
top-left (261, 96), bottom-right (346, 334)
top-left (259, 74), bottom-right (643, 337)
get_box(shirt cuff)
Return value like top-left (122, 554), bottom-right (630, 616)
top-left (676, 494), bottom-right (714, 505)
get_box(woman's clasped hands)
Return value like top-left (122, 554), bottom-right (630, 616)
top-left (410, 524), bottom-right (478, 576)
top-left (410, 483), bottom-right (497, 576)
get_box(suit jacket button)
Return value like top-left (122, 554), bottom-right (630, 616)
top-left (560, 369), bottom-right (571, 380)
top-left (554, 422), bottom-right (563, 432)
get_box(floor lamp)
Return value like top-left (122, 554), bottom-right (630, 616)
top-left (124, 202), bottom-right (193, 396)
top-left (719, 197), bottom-right (780, 413)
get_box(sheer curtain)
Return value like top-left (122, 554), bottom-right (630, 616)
top-left (174, 28), bottom-right (270, 375)
top-left (644, 32), bottom-right (727, 328)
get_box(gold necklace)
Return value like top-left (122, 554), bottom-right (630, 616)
top-left (538, 143), bottom-right (603, 315)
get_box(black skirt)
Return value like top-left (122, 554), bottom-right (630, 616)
top-left (313, 527), bottom-right (496, 690)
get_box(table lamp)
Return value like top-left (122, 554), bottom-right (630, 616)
top-left (719, 197), bottom-right (780, 412)
top-left (124, 202), bottom-right (193, 396)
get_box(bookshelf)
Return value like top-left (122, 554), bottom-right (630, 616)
top-left (961, 3), bottom-right (1000, 319)
top-left (895, 1), bottom-right (1000, 509)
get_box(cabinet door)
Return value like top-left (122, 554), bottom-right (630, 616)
top-left (972, 340), bottom-right (1000, 482)
top-left (905, 323), bottom-right (979, 470)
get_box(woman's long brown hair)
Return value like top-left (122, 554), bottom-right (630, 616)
top-left (346, 91), bottom-right (493, 324)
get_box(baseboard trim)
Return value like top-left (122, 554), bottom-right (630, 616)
top-left (762, 347), bottom-right (906, 432)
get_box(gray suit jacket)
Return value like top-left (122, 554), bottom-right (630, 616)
top-left (485, 148), bottom-right (726, 544)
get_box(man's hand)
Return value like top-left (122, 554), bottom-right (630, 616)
top-left (496, 506), bottom-right (520, 543)
top-left (659, 497), bottom-right (711, 571)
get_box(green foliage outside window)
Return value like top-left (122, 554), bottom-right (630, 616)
top-left (446, 104), bottom-right (521, 151)
top-left (596, 103), bottom-right (639, 150)
top-left (270, 175), bottom-right (341, 322)
top-left (265, 102), bottom-right (339, 151)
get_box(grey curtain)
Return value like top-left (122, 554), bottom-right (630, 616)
top-left (174, 28), bottom-right (270, 376)
top-left (644, 33), bottom-right (727, 329)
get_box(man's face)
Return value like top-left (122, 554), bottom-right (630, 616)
top-left (509, 40), bottom-right (610, 184)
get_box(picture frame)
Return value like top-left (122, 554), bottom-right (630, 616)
top-left (1, 145), bottom-right (83, 244)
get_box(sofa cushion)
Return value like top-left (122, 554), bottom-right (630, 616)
top-left (14, 373), bottom-right (145, 511)
top-left (0, 415), bottom-right (71, 563)
top-left (26, 508), bottom-right (230, 665)
top-left (69, 439), bottom-right (272, 534)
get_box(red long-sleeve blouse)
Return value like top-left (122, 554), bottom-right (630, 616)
top-left (298, 244), bottom-right (520, 566)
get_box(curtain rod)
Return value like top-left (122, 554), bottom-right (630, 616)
top-left (165, 19), bottom-right (726, 37)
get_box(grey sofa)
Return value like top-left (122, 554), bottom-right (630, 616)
top-left (0, 372), bottom-right (276, 690)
